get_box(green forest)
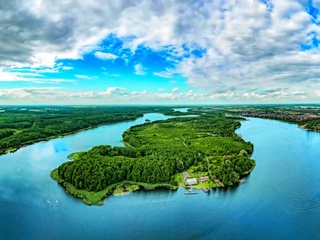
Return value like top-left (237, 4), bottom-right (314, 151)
top-left (196, 105), bottom-right (320, 131)
top-left (52, 115), bottom-right (255, 205)
top-left (0, 106), bottom-right (188, 155)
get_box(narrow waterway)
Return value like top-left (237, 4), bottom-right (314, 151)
top-left (0, 115), bottom-right (320, 240)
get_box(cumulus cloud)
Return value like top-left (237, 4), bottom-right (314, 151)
top-left (0, 87), bottom-right (316, 104)
top-left (94, 52), bottom-right (118, 60)
top-left (172, 87), bottom-right (179, 92)
top-left (2, 0), bottom-right (320, 101)
top-left (100, 87), bottom-right (127, 96)
top-left (134, 64), bottom-right (146, 75)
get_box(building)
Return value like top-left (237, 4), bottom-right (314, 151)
top-left (200, 176), bottom-right (209, 182)
top-left (185, 178), bottom-right (198, 186)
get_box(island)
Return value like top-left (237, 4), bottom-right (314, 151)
top-left (51, 114), bottom-right (256, 205)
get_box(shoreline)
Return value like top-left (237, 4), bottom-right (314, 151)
top-left (51, 161), bottom-right (255, 206)
top-left (50, 168), bottom-right (178, 206)
top-left (1, 111), bottom-right (195, 157)
top-left (1, 116), bottom-right (150, 156)
top-left (242, 116), bottom-right (319, 132)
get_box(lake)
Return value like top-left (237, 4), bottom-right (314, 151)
top-left (1, 115), bottom-right (320, 240)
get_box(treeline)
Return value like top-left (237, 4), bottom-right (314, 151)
top-left (304, 119), bottom-right (320, 131)
top-left (0, 106), bottom-right (190, 155)
top-left (58, 145), bottom-right (201, 192)
top-left (210, 155), bottom-right (255, 185)
top-left (0, 113), bottom-right (143, 154)
top-left (0, 129), bottom-right (15, 139)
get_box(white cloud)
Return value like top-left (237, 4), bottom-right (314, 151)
top-left (100, 87), bottom-right (127, 96)
top-left (0, 87), bottom-right (316, 104)
top-left (103, 72), bottom-right (121, 77)
top-left (172, 87), bottom-right (179, 92)
top-left (62, 66), bottom-right (73, 70)
top-left (154, 71), bottom-right (173, 78)
top-left (0, 68), bottom-right (75, 84)
top-left (1, 0), bottom-right (320, 101)
top-left (134, 64), bottom-right (146, 75)
top-left (169, 80), bottom-right (178, 84)
top-left (75, 74), bottom-right (92, 80)
top-left (94, 52), bottom-right (118, 60)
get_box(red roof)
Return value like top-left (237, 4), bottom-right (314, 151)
top-left (200, 176), bottom-right (209, 181)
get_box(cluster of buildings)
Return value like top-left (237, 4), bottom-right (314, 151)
top-left (241, 112), bottom-right (318, 121)
top-left (183, 172), bottom-right (209, 186)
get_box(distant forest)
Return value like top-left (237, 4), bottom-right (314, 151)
top-left (0, 106), bottom-right (191, 155)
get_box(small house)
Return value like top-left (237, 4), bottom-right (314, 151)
top-left (185, 178), bottom-right (198, 186)
top-left (200, 176), bottom-right (209, 182)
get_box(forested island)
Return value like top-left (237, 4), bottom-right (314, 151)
top-left (0, 106), bottom-right (192, 155)
top-left (51, 114), bottom-right (255, 205)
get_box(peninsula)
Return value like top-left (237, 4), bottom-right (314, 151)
top-left (51, 114), bottom-right (255, 205)
top-left (0, 106), bottom-right (192, 156)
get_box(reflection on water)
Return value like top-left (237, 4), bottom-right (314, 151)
top-left (1, 115), bottom-right (320, 239)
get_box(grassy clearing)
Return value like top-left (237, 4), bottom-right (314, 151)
top-left (67, 152), bottom-right (84, 161)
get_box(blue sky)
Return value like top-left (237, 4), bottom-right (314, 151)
top-left (1, 0), bottom-right (320, 104)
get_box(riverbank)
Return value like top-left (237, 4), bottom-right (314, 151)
top-left (173, 160), bottom-right (256, 189)
top-left (50, 168), bottom-right (178, 205)
top-left (51, 160), bottom-right (256, 206)
top-left (2, 116), bottom-right (150, 156)
top-left (239, 115), bottom-right (320, 132)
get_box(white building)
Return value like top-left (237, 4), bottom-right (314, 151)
top-left (185, 178), bottom-right (198, 186)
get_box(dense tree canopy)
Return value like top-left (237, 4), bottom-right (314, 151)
top-left (0, 106), bottom-right (189, 155)
top-left (56, 115), bottom-right (255, 192)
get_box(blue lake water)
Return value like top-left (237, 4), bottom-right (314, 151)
top-left (173, 108), bottom-right (189, 112)
top-left (1, 115), bottom-right (320, 239)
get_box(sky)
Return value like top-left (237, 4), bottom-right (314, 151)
top-left (1, 0), bottom-right (320, 104)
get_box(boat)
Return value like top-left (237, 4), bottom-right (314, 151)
top-left (47, 200), bottom-right (51, 204)
top-left (202, 187), bottom-right (209, 193)
top-left (184, 192), bottom-right (198, 195)
top-left (56, 200), bottom-right (59, 204)
top-left (239, 179), bottom-right (245, 183)
top-left (184, 188), bottom-right (198, 195)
